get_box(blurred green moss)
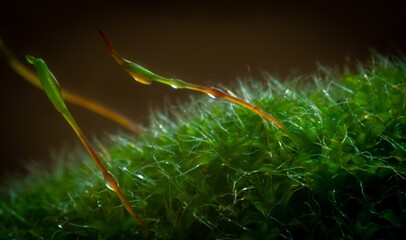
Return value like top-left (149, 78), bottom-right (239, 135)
top-left (1, 54), bottom-right (405, 239)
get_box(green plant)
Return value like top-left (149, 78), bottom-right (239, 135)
top-left (0, 36), bottom-right (405, 239)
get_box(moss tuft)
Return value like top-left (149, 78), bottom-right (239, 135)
top-left (1, 55), bottom-right (405, 239)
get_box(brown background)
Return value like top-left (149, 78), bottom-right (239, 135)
top-left (1, 1), bottom-right (405, 181)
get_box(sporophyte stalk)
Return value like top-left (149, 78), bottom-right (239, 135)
top-left (25, 55), bottom-right (147, 230)
top-left (99, 31), bottom-right (285, 130)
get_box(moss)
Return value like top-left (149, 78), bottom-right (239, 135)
top-left (1, 55), bottom-right (405, 239)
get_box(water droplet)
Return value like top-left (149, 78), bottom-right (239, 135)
top-left (97, 200), bottom-right (102, 208)
top-left (135, 173), bottom-right (145, 180)
top-left (284, 89), bottom-right (294, 99)
top-left (105, 180), bottom-right (116, 192)
top-left (170, 84), bottom-right (179, 89)
top-left (57, 217), bottom-right (68, 228)
top-left (105, 172), bottom-right (119, 192)
top-left (207, 93), bottom-right (216, 99)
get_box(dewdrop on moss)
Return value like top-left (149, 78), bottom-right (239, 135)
top-left (57, 217), bottom-right (69, 229)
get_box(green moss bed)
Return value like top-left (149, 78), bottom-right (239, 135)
top-left (1, 55), bottom-right (405, 239)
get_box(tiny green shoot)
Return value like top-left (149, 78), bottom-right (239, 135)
top-left (99, 31), bottom-right (285, 130)
top-left (0, 38), bottom-right (141, 134)
top-left (25, 55), bottom-right (147, 229)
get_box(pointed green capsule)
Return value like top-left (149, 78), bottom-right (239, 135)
top-left (25, 55), bottom-right (69, 116)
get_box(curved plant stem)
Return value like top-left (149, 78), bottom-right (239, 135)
top-left (26, 55), bottom-right (147, 230)
top-left (99, 31), bottom-right (285, 130)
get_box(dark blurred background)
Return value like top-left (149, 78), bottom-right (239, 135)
top-left (1, 1), bottom-right (405, 181)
